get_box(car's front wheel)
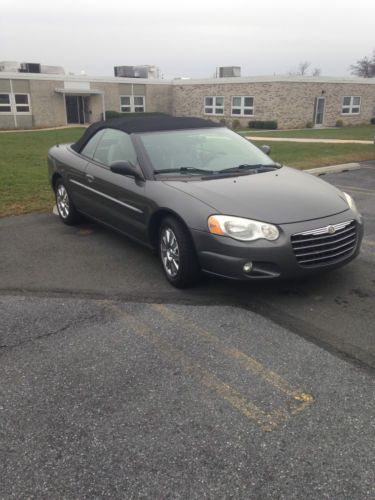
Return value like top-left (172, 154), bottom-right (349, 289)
top-left (55, 179), bottom-right (79, 225)
top-left (159, 216), bottom-right (201, 288)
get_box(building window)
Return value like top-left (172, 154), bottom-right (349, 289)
top-left (133, 96), bottom-right (145, 112)
top-left (14, 94), bottom-right (31, 113)
top-left (0, 93), bottom-right (11, 113)
top-left (120, 95), bottom-right (145, 113)
top-left (342, 96), bottom-right (361, 114)
top-left (204, 96), bottom-right (224, 115)
top-left (231, 96), bottom-right (254, 116)
top-left (0, 93), bottom-right (31, 114)
top-left (120, 96), bottom-right (131, 112)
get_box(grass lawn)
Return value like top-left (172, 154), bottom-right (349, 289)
top-left (239, 124), bottom-right (375, 141)
top-left (0, 126), bottom-right (374, 218)
top-left (0, 128), bottom-right (84, 218)
top-left (251, 140), bottom-right (375, 169)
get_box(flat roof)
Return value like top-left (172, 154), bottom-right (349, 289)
top-left (172, 75), bottom-right (375, 85)
top-left (0, 71), bottom-right (374, 86)
top-left (0, 72), bottom-right (170, 85)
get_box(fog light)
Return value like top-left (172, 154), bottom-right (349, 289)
top-left (243, 262), bottom-right (253, 273)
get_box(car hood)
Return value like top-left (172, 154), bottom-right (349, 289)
top-left (163, 166), bottom-right (350, 224)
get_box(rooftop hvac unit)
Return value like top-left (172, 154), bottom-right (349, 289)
top-left (40, 65), bottom-right (65, 75)
top-left (114, 65), bottom-right (160, 79)
top-left (218, 66), bottom-right (241, 78)
top-left (0, 61), bottom-right (21, 72)
top-left (19, 62), bottom-right (41, 73)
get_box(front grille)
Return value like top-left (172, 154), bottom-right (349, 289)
top-left (291, 220), bottom-right (357, 267)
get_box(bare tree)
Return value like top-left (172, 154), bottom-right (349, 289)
top-left (287, 62), bottom-right (322, 77)
top-left (350, 51), bottom-right (375, 78)
top-left (312, 67), bottom-right (321, 77)
top-left (298, 61), bottom-right (311, 76)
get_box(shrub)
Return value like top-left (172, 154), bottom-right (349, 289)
top-left (336, 119), bottom-right (344, 127)
top-left (231, 119), bottom-right (241, 129)
top-left (248, 120), bottom-right (277, 130)
top-left (104, 111), bottom-right (169, 120)
top-left (371, 117), bottom-right (375, 125)
top-left (105, 110), bottom-right (122, 119)
top-left (306, 122), bottom-right (313, 128)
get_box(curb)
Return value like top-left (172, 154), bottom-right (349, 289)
top-left (306, 163), bottom-right (360, 176)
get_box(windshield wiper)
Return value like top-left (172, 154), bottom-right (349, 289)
top-left (154, 167), bottom-right (213, 175)
top-left (217, 163), bottom-right (281, 174)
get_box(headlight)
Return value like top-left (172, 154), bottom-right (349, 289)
top-left (343, 192), bottom-right (358, 213)
top-left (208, 215), bottom-right (279, 242)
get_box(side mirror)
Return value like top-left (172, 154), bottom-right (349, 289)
top-left (260, 145), bottom-right (271, 155)
top-left (110, 161), bottom-right (144, 180)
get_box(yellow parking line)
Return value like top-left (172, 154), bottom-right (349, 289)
top-left (99, 301), bottom-right (279, 431)
top-left (100, 301), bottom-right (315, 431)
top-left (151, 303), bottom-right (313, 415)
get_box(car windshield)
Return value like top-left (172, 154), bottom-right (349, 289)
top-left (137, 127), bottom-right (277, 176)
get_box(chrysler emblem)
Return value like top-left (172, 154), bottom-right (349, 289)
top-left (327, 225), bottom-right (336, 234)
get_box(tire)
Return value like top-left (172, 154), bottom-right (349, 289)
top-left (54, 179), bottom-right (80, 225)
top-left (159, 216), bottom-right (201, 288)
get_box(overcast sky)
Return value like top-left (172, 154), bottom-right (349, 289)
top-left (1, 0), bottom-right (374, 79)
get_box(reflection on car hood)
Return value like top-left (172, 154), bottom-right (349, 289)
top-left (163, 166), bottom-right (349, 224)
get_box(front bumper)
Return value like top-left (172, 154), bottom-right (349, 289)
top-left (191, 211), bottom-right (363, 280)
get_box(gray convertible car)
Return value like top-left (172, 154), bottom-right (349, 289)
top-left (48, 116), bottom-right (363, 288)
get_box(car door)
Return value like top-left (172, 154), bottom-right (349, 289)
top-left (83, 128), bottom-right (149, 243)
top-left (66, 129), bottom-right (106, 213)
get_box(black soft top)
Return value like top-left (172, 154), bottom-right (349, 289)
top-left (71, 116), bottom-right (223, 152)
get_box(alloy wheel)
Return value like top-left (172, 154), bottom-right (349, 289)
top-left (160, 227), bottom-right (180, 278)
top-left (56, 184), bottom-right (70, 219)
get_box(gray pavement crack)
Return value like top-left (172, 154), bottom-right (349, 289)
top-left (0, 313), bottom-right (100, 353)
top-left (0, 290), bottom-right (374, 373)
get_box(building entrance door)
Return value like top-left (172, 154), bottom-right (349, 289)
top-left (65, 95), bottom-right (89, 124)
top-left (314, 97), bottom-right (325, 126)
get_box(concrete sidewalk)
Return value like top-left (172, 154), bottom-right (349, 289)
top-left (0, 124), bottom-right (85, 133)
top-left (246, 136), bottom-right (374, 144)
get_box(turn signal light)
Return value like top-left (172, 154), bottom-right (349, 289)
top-left (208, 216), bottom-right (225, 236)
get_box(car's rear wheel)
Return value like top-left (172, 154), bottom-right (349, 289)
top-left (55, 179), bottom-right (79, 225)
top-left (159, 216), bottom-right (201, 288)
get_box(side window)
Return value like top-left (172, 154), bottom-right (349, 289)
top-left (120, 95), bottom-right (145, 113)
top-left (342, 96), bottom-right (361, 115)
top-left (92, 129), bottom-right (138, 167)
top-left (15, 94), bottom-right (31, 113)
top-left (204, 96), bottom-right (224, 115)
top-left (80, 129), bottom-right (105, 159)
top-left (0, 94), bottom-right (11, 113)
top-left (120, 96), bottom-right (131, 112)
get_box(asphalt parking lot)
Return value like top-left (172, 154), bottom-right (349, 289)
top-left (1, 162), bottom-right (374, 498)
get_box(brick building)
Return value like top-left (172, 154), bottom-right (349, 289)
top-left (0, 71), bottom-right (374, 130)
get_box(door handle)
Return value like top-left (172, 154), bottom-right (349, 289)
top-left (86, 174), bottom-right (95, 183)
